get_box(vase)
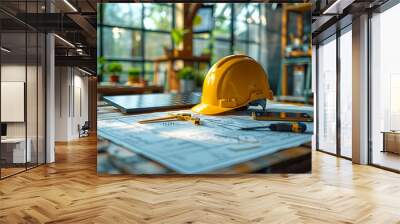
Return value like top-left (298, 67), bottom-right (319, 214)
top-left (110, 74), bottom-right (119, 84)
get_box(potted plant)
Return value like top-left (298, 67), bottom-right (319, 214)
top-left (107, 62), bottom-right (122, 84)
top-left (178, 67), bottom-right (197, 93)
top-left (166, 15), bottom-right (202, 57)
top-left (127, 67), bottom-right (140, 85)
top-left (171, 28), bottom-right (189, 57)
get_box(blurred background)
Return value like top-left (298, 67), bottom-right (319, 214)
top-left (97, 3), bottom-right (312, 105)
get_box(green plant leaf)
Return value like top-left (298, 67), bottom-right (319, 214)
top-left (177, 66), bottom-right (197, 80)
top-left (193, 15), bottom-right (202, 27)
top-left (171, 28), bottom-right (189, 46)
top-left (107, 62), bottom-right (123, 74)
top-left (128, 67), bottom-right (140, 77)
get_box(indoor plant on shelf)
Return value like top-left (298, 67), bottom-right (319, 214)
top-left (127, 67), bottom-right (140, 86)
top-left (178, 67), bottom-right (197, 93)
top-left (164, 15), bottom-right (202, 57)
top-left (169, 28), bottom-right (189, 57)
top-left (107, 62), bottom-right (122, 84)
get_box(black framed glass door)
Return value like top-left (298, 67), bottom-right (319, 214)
top-left (315, 23), bottom-right (353, 159)
top-left (0, 0), bottom-right (47, 179)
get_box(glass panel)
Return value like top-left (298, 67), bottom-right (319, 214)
top-left (145, 62), bottom-right (153, 72)
top-left (214, 17), bottom-right (231, 39)
top-left (249, 24), bottom-right (260, 42)
top-left (213, 40), bottom-right (230, 63)
top-left (194, 38), bottom-right (209, 56)
top-left (102, 27), bottom-right (142, 59)
top-left (259, 5), bottom-right (268, 71)
top-left (248, 43), bottom-right (259, 60)
top-left (234, 21), bottom-right (247, 41)
top-left (144, 72), bottom-right (154, 85)
top-left (38, 33), bottom-right (46, 165)
top-left (371, 4), bottom-right (400, 171)
top-left (143, 4), bottom-right (172, 31)
top-left (234, 41), bottom-right (246, 55)
top-left (339, 28), bottom-right (352, 158)
top-left (144, 32), bottom-right (171, 59)
top-left (234, 4), bottom-right (248, 22)
top-left (193, 33), bottom-right (211, 57)
top-left (248, 4), bottom-right (260, 24)
top-left (317, 37), bottom-right (337, 154)
top-left (27, 31), bottom-right (38, 168)
top-left (1, 31), bottom-right (27, 177)
top-left (213, 4), bottom-right (231, 39)
top-left (193, 7), bottom-right (213, 33)
top-left (103, 3), bottom-right (142, 28)
top-left (214, 3), bottom-right (231, 18)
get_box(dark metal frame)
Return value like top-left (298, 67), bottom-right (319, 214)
top-left (315, 32), bottom-right (338, 156)
top-left (315, 0), bottom-right (400, 172)
top-left (335, 20), bottom-right (341, 157)
top-left (367, 10), bottom-right (372, 166)
top-left (196, 3), bottom-right (263, 62)
top-left (98, 3), bottom-right (175, 80)
top-left (315, 23), bottom-right (352, 162)
top-left (0, 0), bottom-right (47, 180)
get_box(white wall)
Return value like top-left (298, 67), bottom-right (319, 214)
top-left (54, 67), bottom-right (89, 141)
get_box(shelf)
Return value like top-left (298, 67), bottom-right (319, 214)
top-left (151, 55), bottom-right (211, 63)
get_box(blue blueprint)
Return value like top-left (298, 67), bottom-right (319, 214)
top-left (98, 109), bottom-right (313, 174)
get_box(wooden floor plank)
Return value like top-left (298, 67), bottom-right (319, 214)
top-left (0, 136), bottom-right (399, 223)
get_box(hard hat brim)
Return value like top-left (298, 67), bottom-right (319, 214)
top-left (191, 103), bottom-right (234, 115)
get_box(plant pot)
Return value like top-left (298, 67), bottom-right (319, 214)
top-left (180, 79), bottom-right (195, 93)
top-left (127, 75), bottom-right (139, 85)
top-left (172, 49), bottom-right (180, 57)
top-left (110, 74), bottom-right (119, 84)
top-left (174, 49), bottom-right (191, 57)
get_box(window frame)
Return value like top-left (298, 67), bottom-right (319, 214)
top-left (99, 3), bottom-right (266, 82)
top-left (193, 3), bottom-right (263, 63)
top-left (368, 1), bottom-right (400, 173)
top-left (315, 23), bottom-right (353, 161)
top-left (98, 3), bottom-right (175, 81)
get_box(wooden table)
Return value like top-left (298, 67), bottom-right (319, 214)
top-left (97, 102), bottom-right (312, 174)
top-left (382, 131), bottom-right (400, 154)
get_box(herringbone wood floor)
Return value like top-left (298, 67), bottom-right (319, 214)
top-left (1, 136), bottom-right (399, 224)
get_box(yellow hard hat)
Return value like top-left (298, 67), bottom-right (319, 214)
top-left (192, 55), bottom-right (273, 115)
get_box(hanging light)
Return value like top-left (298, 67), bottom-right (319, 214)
top-left (54, 34), bottom-right (75, 48)
top-left (1, 47), bottom-right (11, 53)
top-left (63, 0), bottom-right (78, 12)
